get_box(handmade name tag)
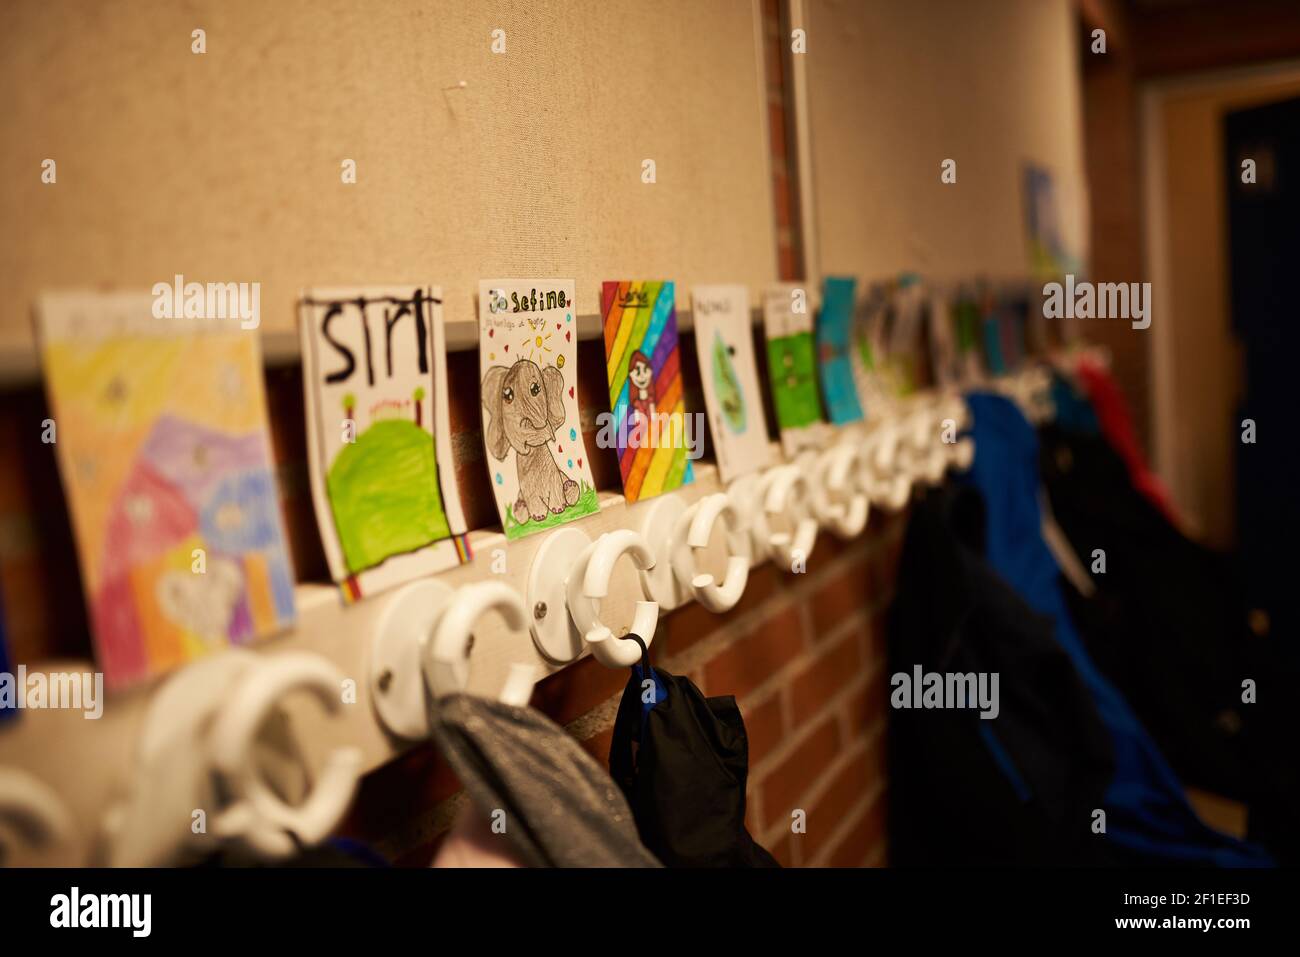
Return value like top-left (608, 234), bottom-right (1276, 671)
top-left (36, 292), bottom-right (295, 689)
top-left (691, 284), bottom-right (772, 482)
top-left (817, 276), bottom-right (866, 425)
top-left (478, 280), bottom-right (598, 539)
top-left (600, 280), bottom-right (694, 501)
top-left (299, 286), bottom-right (469, 601)
top-left (762, 283), bottom-right (827, 455)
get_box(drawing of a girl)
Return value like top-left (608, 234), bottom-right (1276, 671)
top-left (628, 349), bottom-right (655, 426)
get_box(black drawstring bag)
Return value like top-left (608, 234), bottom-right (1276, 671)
top-left (609, 663), bottom-right (780, 868)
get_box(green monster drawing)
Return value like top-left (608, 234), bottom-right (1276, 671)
top-left (711, 330), bottom-right (747, 434)
top-left (766, 331), bottom-right (822, 429)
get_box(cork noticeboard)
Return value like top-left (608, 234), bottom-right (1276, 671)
top-left (0, 0), bottom-right (776, 364)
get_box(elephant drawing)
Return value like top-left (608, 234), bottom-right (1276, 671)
top-left (482, 358), bottom-right (580, 523)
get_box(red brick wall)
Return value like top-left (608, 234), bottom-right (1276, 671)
top-left (761, 0), bottom-right (804, 283)
top-left (340, 510), bottom-right (904, 868)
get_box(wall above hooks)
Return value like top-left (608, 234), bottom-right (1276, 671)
top-left (0, 1), bottom-right (779, 381)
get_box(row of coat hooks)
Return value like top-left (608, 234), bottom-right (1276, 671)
top-left (1, 272), bottom-right (1068, 867)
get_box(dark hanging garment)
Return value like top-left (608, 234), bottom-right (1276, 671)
top-left (1039, 422), bottom-right (1255, 794)
top-left (888, 484), bottom-right (1118, 866)
top-left (1073, 357), bottom-right (1180, 524)
top-left (1039, 422), bottom-right (1300, 863)
top-left (1048, 370), bottom-right (1100, 435)
top-left (609, 665), bottom-right (780, 868)
top-left (428, 693), bottom-right (662, 868)
top-left (960, 392), bottom-right (1271, 866)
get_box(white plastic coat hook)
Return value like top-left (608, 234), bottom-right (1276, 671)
top-left (811, 442), bottom-right (870, 538)
top-left (526, 526), bottom-right (593, 664)
top-left (859, 423), bottom-right (912, 512)
top-left (938, 395), bottom-right (975, 472)
top-left (940, 395), bottom-right (971, 431)
top-left (635, 494), bottom-right (688, 610)
top-left (0, 769), bottom-right (78, 867)
top-left (372, 579), bottom-right (538, 740)
top-left (210, 652), bottom-right (362, 859)
top-left (752, 464), bottom-right (818, 568)
top-left (105, 649), bottom-right (260, 867)
top-left (997, 368), bottom-right (1052, 424)
top-left (950, 434), bottom-right (976, 471)
top-left (673, 492), bottom-right (750, 612)
top-left (568, 529), bottom-right (660, 668)
top-left (907, 406), bottom-right (949, 486)
top-left (865, 420), bottom-right (902, 476)
top-left (724, 471), bottom-right (764, 560)
top-left (425, 581), bottom-right (536, 707)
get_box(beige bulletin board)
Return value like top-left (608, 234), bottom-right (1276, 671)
top-left (0, 0), bottom-right (776, 373)
top-left (799, 0), bottom-right (1089, 284)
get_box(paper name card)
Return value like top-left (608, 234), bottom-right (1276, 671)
top-left (878, 276), bottom-right (927, 394)
top-left (36, 292), bottom-right (296, 689)
top-left (691, 285), bottom-right (772, 482)
top-left (601, 280), bottom-right (695, 501)
top-left (478, 280), bottom-right (599, 539)
top-left (926, 287), bottom-right (962, 390)
top-left (817, 277), bottom-right (866, 425)
top-left (762, 284), bottom-right (827, 455)
top-left (845, 285), bottom-right (896, 417)
top-left (299, 286), bottom-right (469, 601)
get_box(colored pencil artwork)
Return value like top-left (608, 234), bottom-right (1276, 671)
top-left (478, 279), bottom-right (599, 539)
top-left (817, 276), bottom-right (866, 425)
top-left (691, 284), bottom-right (773, 482)
top-left (299, 286), bottom-right (470, 602)
top-left (36, 293), bottom-right (295, 689)
top-left (601, 280), bottom-right (694, 502)
top-left (763, 283), bottom-right (828, 455)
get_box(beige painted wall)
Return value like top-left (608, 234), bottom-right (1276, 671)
top-left (802, 0), bottom-right (1089, 283)
top-left (1144, 65), bottom-right (1300, 547)
top-left (0, 0), bottom-right (775, 369)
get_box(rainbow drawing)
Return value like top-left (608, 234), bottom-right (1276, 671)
top-left (601, 280), bottom-right (694, 502)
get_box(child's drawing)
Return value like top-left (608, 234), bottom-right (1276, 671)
top-left (478, 280), bottom-right (598, 539)
top-left (36, 293), bottom-right (295, 689)
top-left (818, 276), bottom-right (866, 425)
top-left (299, 286), bottom-right (468, 602)
top-left (763, 283), bottom-right (828, 455)
top-left (483, 358), bottom-right (578, 519)
top-left (601, 280), bottom-right (693, 502)
top-left (691, 284), bottom-right (772, 481)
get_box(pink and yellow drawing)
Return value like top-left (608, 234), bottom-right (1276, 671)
top-left (38, 297), bottom-right (295, 688)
